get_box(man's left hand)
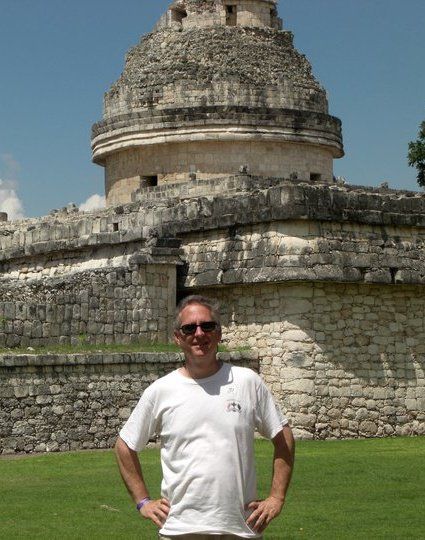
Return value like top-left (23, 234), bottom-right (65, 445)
top-left (246, 496), bottom-right (284, 533)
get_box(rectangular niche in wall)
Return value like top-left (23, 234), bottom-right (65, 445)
top-left (310, 173), bottom-right (322, 182)
top-left (170, 6), bottom-right (187, 24)
top-left (141, 175), bottom-right (158, 188)
top-left (270, 7), bottom-right (278, 27)
top-left (226, 5), bottom-right (237, 26)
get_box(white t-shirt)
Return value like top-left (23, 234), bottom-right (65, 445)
top-left (120, 363), bottom-right (287, 538)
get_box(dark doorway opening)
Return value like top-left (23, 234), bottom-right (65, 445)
top-left (226, 5), bottom-right (237, 26)
top-left (310, 173), bottom-right (322, 182)
top-left (171, 7), bottom-right (187, 24)
top-left (142, 175), bottom-right (158, 187)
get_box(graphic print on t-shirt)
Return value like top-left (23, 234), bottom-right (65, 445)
top-left (221, 382), bottom-right (242, 413)
top-left (226, 399), bottom-right (242, 412)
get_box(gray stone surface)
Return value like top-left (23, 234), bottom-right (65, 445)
top-left (98, 24), bottom-right (330, 121)
top-left (0, 266), bottom-right (174, 348)
top-left (2, 178), bottom-right (425, 351)
top-left (1, 1), bottom-right (424, 448)
top-left (0, 351), bottom-right (259, 454)
top-left (91, 0), bottom-right (343, 204)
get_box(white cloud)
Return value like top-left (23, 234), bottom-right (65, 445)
top-left (0, 178), bottom-right (25, 220)
top-left (79, 193), bottom-right (106, 212)
top-left (1, 153), bottom-right (21, 178)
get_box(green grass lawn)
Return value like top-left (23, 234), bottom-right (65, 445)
top-left (0, 341), bottom-right (182, 356)
top-left (0, 341), bottom-right (246, 356)
top-left (1, 437), bottom-right (424, 539)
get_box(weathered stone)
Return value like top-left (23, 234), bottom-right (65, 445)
top-left (0, 1), bottom-right (424, 452)
top-left (0, 351), bottom-right (258, 454)
top-left (35, 395), bottom-right (52, 405)
top-left (281, 379), bottom-right (315, 394)
top-left (359, 421), bottom-right (378, 436)
top-left (13, 386), bottom-right (29, 398)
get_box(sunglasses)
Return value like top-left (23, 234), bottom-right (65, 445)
top-left (179, 321), bottom-right (218, 335)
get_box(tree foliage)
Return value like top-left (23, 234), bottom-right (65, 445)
top-left (408, 120), bottom-right (425, 187)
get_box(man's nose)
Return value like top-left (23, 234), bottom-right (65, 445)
top-left (194, 324), bottom-right (205, 336)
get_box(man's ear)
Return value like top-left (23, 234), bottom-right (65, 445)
top-left (174, 331), bottom-right (182, 346)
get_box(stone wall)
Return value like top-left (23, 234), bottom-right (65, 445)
top-left (0, 207), bottom-right (182, 348)
top-left (203, 282), bottom-right (425, 439)
top-left (155, 0), bottom-right (280, 31)
top-left (178, 216), bottom-right (425, 289)
top-left (1, 178), bottom-right (425, 444)
top-left (133, 174), bottom-right (280, 202)
top-left (104, 141), bottom-right (334, 205)
top-left (7, 179), bottom-right (425, 261)
top-left (0, 264), bottom-right (176, 348)
top-left (0, 351), bottom-right (259, 454)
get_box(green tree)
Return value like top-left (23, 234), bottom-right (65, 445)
top-left (408, 120), bottom-right (425, 187)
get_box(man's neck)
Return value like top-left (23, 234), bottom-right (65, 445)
top-left (180, 357), bottom-right (222, 379)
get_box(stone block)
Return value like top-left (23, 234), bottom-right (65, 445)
top-left (405, 399), bottom-right (418, 410)
top-left (2, 437), bottom-right (19, 453)
top-left (281, 329), bottom-right (311, 342)
top-left (359, 421), bottom-right (378, 436)
top-left (14, 386), bottom-right (29, 398)
top-left (35, 395), bottom-right (52, 405)
top-left (291, 413), bottom-right (316, 428)
top-left (281, 379), bottom-right (315, 394)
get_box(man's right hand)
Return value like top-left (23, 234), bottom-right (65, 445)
top-left (139, 498), bottom-right (170, 528)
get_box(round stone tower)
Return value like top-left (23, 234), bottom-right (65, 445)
top-left (92, 0), bottom-right (344, 206)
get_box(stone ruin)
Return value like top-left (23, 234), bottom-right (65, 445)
top-left (92, 0), bottom-right (343, 205)
top-left (0, 0), bottom-right (424, 453)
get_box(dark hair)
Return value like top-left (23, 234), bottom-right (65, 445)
top-left (174, 295), bottom-right (221, 331)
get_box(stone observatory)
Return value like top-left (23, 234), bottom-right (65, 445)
top-left (2, 2), bottom-right (425, 451)
top-left (91, 0), bottom-right (344, 206)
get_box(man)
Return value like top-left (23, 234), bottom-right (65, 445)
top-left (115, 295), bottom-right (295, 539)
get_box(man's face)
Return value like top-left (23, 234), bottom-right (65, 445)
top-left (174, 303), bottom-right (222, 361)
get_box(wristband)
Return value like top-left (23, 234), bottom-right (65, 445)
top-left (136, 497), bottom-right (151, 511)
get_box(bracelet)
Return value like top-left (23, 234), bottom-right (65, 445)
top-left (136, 497), bottom-right (151, 511)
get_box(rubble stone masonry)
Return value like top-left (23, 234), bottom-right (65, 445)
top-left (1, 177), bottom-right (425, 450)
top-left (93, 5), bottom-right (342, 205)
top-left (0, 352), bottom-right (258, 454)
top-left (211, 282), bottom-right (425, 440)
top-left (0, 264), bottom-right (175, 348)
top-left (2, 1), bottom-right (423, 454)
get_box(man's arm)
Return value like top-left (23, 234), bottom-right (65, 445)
top-left (246, 425), bottom-right (295, 533)
top-left (115, 436), bottom-right (170, 527)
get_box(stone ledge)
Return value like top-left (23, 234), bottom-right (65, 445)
top-left (1, 179), bottom-right (425, 274)
top-left (0, 350), bottom-right (259, 369)
top-left (182, 266), bottom-right (425, 289)
top-left (159, 182), bottom-right (425, 236)
top-left (92, 106), bottom-right (342, 138)
top-left (0, 237), bottom-right (183, 267)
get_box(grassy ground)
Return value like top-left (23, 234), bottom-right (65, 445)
top-left (0, 341), bottom-right (247, 356)
top-left (1, 437), bottom-right (424, 539)
top-left (0, 341), bottom-right (182, 356)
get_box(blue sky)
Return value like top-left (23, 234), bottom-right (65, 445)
top-left (0, 0), bottom-right (424, 218)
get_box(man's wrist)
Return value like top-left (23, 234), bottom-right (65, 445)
top-left (136, 497), bottom-right (151, 511)
top-left (269, 494), bottom-right (285, 503)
